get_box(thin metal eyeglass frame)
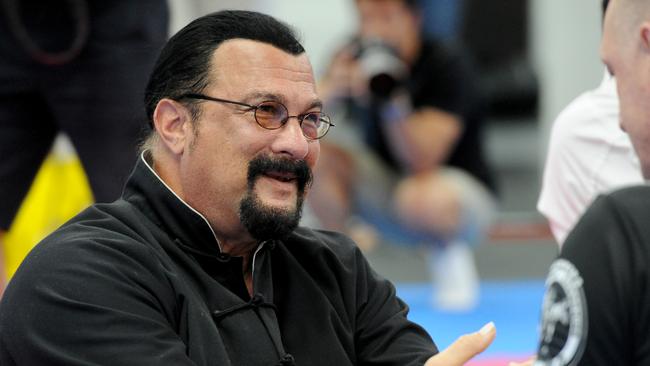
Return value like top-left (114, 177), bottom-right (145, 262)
top-left (177, 93), bottom-right (334, 140)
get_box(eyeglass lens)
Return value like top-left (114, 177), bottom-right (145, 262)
top-left (254, 101), bottom-right (328, 139)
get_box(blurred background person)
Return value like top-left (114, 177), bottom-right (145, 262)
top-left (537, 0), bottom-right (642, 247)
top-left (306, 0), bottom-right (496, 311)
top-left (0, 0), bottom-right (168, 292)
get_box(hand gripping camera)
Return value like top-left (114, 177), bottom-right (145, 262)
top-left (355, 38), bottom-right (408, 98)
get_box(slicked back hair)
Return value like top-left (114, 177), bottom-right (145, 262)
top-left (143, 10), bottom-right (305, 129)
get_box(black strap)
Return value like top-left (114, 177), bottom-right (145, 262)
top-left (276, 353), bottom-right (295, 366)
top-left (211, 293), bottom-right (278, 322)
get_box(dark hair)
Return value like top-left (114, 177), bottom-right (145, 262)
top-left (144, 10), bottom-right (305, 127)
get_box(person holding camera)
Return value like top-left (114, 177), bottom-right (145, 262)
top-left (308, 0), bottom-right (496, 311)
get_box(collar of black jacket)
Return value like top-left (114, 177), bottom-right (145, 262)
top-left (122, 151), bottom-right (225, 256)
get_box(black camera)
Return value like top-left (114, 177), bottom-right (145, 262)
top-left (355, 38), bottom-right (408, 98)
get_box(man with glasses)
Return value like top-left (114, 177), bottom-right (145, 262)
top-left (0, 10), bottom-right (494, 366)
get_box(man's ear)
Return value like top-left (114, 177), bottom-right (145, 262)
top-left (152, 98), bottom-right (192, 155)
top-left (640, 22), bottom-right (650, 53)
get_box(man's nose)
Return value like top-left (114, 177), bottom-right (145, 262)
top-left (270, 118), bottom-right (310, 159)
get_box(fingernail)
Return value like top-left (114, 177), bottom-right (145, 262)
top-left (479, 321), bottom-right (495, 335)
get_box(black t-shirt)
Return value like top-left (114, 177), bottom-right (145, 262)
top-left (354, 39), bottom-right (495, 192)
top-left (535, 185), bottom-right (650, 365)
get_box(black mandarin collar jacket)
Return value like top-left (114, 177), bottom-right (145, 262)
top-left (0, 153), bottom-right (437, 365)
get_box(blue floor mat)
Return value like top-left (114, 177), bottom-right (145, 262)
top-left (396, 279), bottom-right (545, 358)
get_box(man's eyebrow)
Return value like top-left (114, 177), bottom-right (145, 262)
top-left (243, 92), bottom-right (323, 111)
top-left (307, 99), bottom-right (323, 111)
top-left (242, 92), bottom-right (282, 103)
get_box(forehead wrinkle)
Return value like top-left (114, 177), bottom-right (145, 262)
top-left (213, 40), bottom-right (313, 79)
top-left (257, 63), bottom-right (314, 78)
top-left (242, 64), bottom-right (315, 91)
top-left (210, 39), bottom-right (318, 110)
top-left (241, 91), bottom-right (323, 112)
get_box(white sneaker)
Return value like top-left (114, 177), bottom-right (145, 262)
top-left (429, 242), bottom-right (480, 312)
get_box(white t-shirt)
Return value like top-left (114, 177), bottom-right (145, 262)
top-left (538, 72), bottom-right (643, 246)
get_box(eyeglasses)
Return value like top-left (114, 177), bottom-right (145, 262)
top-left (178, 93), bottom-right (334, 140)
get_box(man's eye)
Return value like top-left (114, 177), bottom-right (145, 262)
top-left (257, 103), bottom-right (279, 115)
top-left (303, 113), bottom-right (322, 125)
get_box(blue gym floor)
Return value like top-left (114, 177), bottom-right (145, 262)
top-left (396, 280), bottom-right (545, 364)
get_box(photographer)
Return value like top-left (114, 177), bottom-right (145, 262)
top-left (309, 0), bottom-right (496, 310)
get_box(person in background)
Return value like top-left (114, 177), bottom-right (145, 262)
top-left (537, 0), bottom-right (643, 246)
top-left (308, 0), bottom-right (496, 311)
top-left (0, 10), bottom-right (496, 365)
top-left (0, 0), bottom-right (169, 292)
top-left (529, 0), bottom-right (650, 364)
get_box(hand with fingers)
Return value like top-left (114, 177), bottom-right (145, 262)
top-left (508, 358), bottom-right (536, 366)
top-left (425, 322), bottom-right (496, 366)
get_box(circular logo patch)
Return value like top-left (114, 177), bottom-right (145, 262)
top-left (535, 259), bottom-right (588, 366)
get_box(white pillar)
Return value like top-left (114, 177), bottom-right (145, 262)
top-left (530, 0), bottom-right (604, 160)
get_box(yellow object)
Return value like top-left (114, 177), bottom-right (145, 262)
top-left (3, 150), bottom-right (93, 278)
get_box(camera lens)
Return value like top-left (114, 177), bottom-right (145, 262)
top-left (356, 38), bottom-right (407, 98)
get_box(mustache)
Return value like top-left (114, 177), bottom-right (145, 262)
top-left (247, 155), bottom-right (313, 192)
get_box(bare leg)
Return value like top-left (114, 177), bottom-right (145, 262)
top-left (394, 170), bottom-right (463, 239)
top-left (394, 170), bottom-right (480, 311)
